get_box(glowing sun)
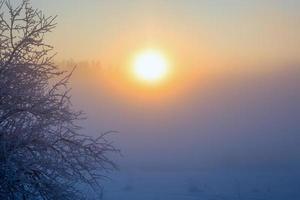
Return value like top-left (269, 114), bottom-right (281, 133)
top-left (133, 50), bottom-right (168, 83)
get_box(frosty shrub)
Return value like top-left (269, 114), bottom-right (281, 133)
top-left (0, 0), bottom-right (117, 199)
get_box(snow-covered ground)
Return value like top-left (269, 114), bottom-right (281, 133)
top-left (102, 168), bottom-right (300, 200)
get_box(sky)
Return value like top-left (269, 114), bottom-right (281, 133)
top-left (31, 0), bottom-right (300, 68)
top-left (24, 0), bottom-right (300, 170)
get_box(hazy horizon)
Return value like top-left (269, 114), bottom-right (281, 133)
top-left (61, 61), bottom-right (300, 171)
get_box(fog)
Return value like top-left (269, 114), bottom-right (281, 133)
top-left (67, 63), bottom-right (300, 171)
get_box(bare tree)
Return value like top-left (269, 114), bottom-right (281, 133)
top-left (0, 0), bottom-right (117, 199)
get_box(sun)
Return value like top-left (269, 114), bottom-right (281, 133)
top-left (133, 50), bottom-right (168, 83)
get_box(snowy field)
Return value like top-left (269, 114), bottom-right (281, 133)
top-left (101, 168), bottom-right (300, 200)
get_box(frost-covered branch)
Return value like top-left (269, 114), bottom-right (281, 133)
top-left (0, 1), bottom-right (118, 199)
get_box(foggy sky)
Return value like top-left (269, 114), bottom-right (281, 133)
top-left (31, 0), bottom-right (300, 67)
top-left (24, 0), bottom-right (300, 170)
top-left (67, 63), bottom-right (300, 170)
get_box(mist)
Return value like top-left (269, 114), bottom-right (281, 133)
top-left (67, 63), bottom-right (300, 171)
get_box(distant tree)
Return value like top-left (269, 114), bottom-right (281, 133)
top-left (0, 0), bottom-right (117, 199)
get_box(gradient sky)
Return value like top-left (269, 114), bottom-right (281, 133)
top-left (31, 0), bottom-right (300, 68)
top-left (24, 0), bottom-right (300, 170)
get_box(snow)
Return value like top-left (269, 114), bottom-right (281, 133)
top-left (102, 168), bottom-right (300, 200)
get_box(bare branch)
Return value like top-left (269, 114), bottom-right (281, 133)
top-left (0, 1), bottom-right (118, 199)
